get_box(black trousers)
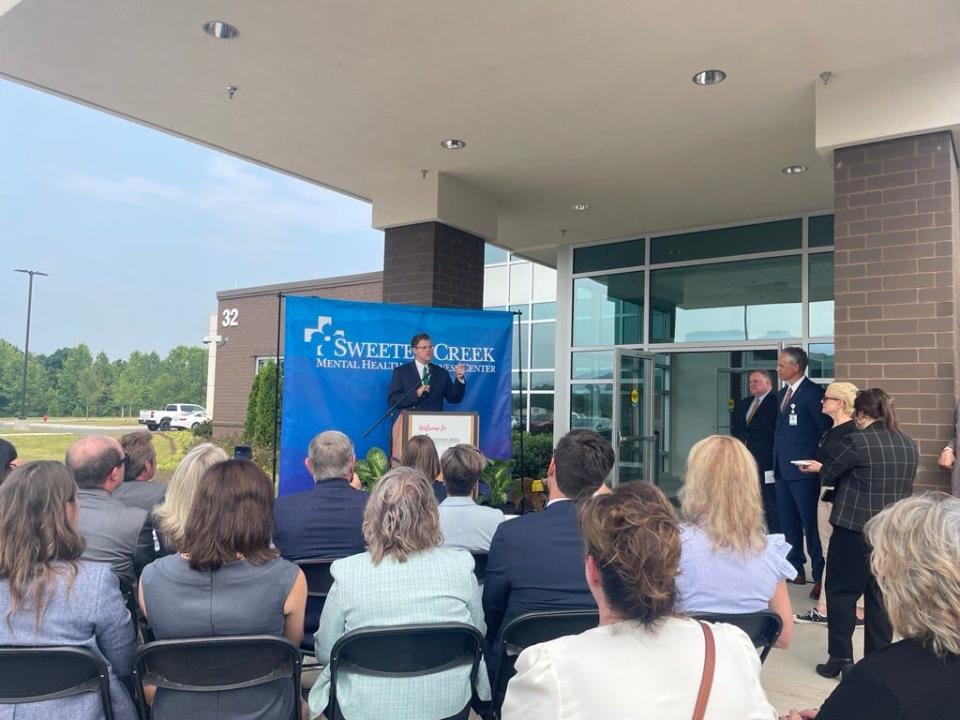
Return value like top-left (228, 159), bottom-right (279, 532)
top-left (825, 524), bottom-right (892, 659)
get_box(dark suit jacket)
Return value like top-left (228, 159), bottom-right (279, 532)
top-left (386, 361), bottom-right (465, 412)
top-left (772, 377), bottom-right (832, 481)
top-left (77, 488), bottom-right (156, 586)
top-left (272, 479), bottom-right (368, 561)
top-left (482, 499), bottom-right (596, 644)
top-left (112, 479), bottom-right (167, 514)
top-left (731, 392), bottom-right (777, 474)
top-left (821, 423), bottom-right (917, 532)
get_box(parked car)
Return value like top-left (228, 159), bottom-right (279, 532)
top-left (138, 403), bottom-right (208, 432)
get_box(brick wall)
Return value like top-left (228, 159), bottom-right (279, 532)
top-left (212, 274), bottom-right (383, 434)
top-left (382, 222), bottom-right (485, 308)
top-left (833, 131), bottom-right (959, 491)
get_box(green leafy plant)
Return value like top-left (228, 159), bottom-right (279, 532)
top-left (355, 446), bottom-right (389, 491)
top-left (192, 419), bottom-right (213, 437)
top-left (479, 459), bottom-right (514, 508)
top-left (512, 431), bottom-right (552, 479)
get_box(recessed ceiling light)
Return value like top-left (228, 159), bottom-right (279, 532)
top-left (782, 164), bottom-right (807, 175)
top-left (571, 203), bottom-right (591, 212)
top-left (203, 21), bottom-right (239, 40)
top-left (692, 69), bottom-right (726, 86)
top-left (441, 139), bottom-right (466, 150)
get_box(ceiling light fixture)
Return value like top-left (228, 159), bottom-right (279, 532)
top-left (692, 69), bottom-right (726, 86)
top-left (571, 203), bottom-right (591, 212)
top-left (441, 139), bottom-right (466, 150)
top-left (203, 21), bottom-right (239, 39)
top-left (782, 164), bottom-right (807, 175)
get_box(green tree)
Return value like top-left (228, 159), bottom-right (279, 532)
top-left (54, 344), bottom-right (93, 416)
top-left (245, 361), bottom-right (282, 448)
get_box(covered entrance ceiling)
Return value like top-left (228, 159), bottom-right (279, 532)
top-left (2, 0), bottom-right (958, 264)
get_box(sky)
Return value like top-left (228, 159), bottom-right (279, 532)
top-left (0, 77), bottom-right (384, 359)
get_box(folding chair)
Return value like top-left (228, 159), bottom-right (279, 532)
top-left (326, 623), bottom-right (484, 720)
top-left (489, 609), bottom-right (599, 718)
top-left (690, 610), bottom-right (783, 662)
top-left (296, 557), bottom-right (336, 655)
top-left (0, 645), bottom-right (114, 719)
top-left (132, 635), bottom-right (302, 720)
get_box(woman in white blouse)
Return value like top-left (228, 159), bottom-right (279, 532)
top-left (501, 481), bottom-right (777, 720)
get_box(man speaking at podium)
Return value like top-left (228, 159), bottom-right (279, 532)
top-left (387, 332), bottom-right (466, 412)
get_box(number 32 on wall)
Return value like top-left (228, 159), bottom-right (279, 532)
top-left (222, 308), bottom-right (239, 327)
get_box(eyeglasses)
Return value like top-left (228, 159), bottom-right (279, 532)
top-left (115, 453), bottom-right (128, 469)
top-left (414, 344), bottom-right (433, 350)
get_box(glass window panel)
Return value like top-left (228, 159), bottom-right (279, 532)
top-left (571, 351), bottom-right (614, 380)
top-left (509, 262), bottom-right (532, 304)
top-left (531, 302), bottom-right (556, 320)
top-left (529, 394), bottom-right (555, 435)
top-left (531, 322), bottom-right (555, 369)
top-left (512, 371), bottom-right (521, 391)
top-left (485, 244), bottom-right (509, 264)
top-left (573, 272), bottom-right (644, 346)
top-left (529, 371), bottom-right (555, 391)
top-left (483, 265), bottom-right (508, 307)
top-left (651, 219), bottom-right (801, 264)
top-left (650, 256), bottom-right (802, 343)
top-left (570, 384), bottom-right (613, 441)
top-left (532, 264), bottom-right (557, 303)
top-left (809, 215), bottom-right (834, 248)
top-left (809, 252), bottom-right (834, 338)
top-left (509, 304), bottom-right (528, 315)
top-left (511, 324), bottom-right (527, 370)
top-left (808, 343), bottom-right (835, 379)
top-left (573, 239), bottom-right (645, 274)
top-left (512, 393), bottom-right (525, 429)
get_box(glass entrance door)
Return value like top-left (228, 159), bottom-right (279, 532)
top-left (613, 349), bottom-right (657, 487)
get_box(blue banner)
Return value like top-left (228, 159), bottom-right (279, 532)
top-left (279, 296), bottom-right (513, 495)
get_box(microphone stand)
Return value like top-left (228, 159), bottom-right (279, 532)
top-left (361, 372), bottom-right (429, 439)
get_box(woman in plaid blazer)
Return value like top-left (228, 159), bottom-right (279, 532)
top-left (815, 389), bottom-right (918, 679)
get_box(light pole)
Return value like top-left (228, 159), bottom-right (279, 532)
top-left (13, 269), bottom-right (48, 428)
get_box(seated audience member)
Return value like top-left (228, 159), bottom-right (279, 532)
top-left (308, 467), bottom-right (491, 720)
top-left (0, 438), bottom-right (19, 484)
top-left (784, 493), bottom-right (960, 720)
top-left (112, 431), bottom-right (166, 513)
top-left (483, 429), bottom-right (613, 645)
top-left (66, 435), bottom-right (155, 586)
top-left (273, 430), bottom-right (368, 561)
top-left (139, 460), bottom-right (307, 720)
top-left (151, 443), bottom-right (228, 555)
top-left (0, 461), bottom-right (138, 720)
top-left (676, 435), bottom-right (795, 649)
top-left (400, 434), bottom-right (446, 503)
top-left (438, 443), bottom-right (506, 553)
top-left (502, 481), bottom-right (777, 720)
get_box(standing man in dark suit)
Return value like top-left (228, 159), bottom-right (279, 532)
top-left (773, 347), bottom-right (831, 585)
top-left (387, 332), bottom-right (466, 412)
top-left (731, 369), bottom-right (780, 533)
top-left (482, 430), bottom-right (613, 647)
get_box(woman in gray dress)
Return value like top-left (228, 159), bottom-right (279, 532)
top-left (140, 459), bottom-right (307, 719)
top-left (0, 461), bottom-right (138, 720)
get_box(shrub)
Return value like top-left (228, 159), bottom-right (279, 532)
top-left (244, 361), bottom-right (282, 449)
top-left (192, 420), bottom-right (213, 438)
top-left (512, 430), bottom-right (552, 479)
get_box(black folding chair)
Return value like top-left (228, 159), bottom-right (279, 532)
top-left (489, 609), bottom-right (599, 718)
top-left (690, 610), bottom-right (783, 663)
top-left (132, 635), bottom-right (302, 720)
top-left (326, 623), bottom-right (484, 720)
top-left (296, 557), bottom-right (336, 655)
top-left (471, 553), bottom-right (488, 582)
top-left (118, 578), bottom-right (153, 644)
top-left (0, 645), bottom-right (114, 719)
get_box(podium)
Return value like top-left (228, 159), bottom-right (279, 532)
top-left (391, 411), bottom-right (479, 461)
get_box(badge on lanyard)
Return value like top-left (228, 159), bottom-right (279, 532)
top-left (788, 403), bottom-right (798, 426)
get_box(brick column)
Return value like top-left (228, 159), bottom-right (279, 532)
top-left (382, 222), bottom-right (485, 308)
top-left (833, 131), bottom-right (959, 491)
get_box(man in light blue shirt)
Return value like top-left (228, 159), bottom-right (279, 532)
top-left (438, 444), bottom-right (506, 553)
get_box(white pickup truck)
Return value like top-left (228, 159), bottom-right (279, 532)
top-left (138, 403), bottom-right (208, 432)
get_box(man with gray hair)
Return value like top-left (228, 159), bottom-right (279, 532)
top-left (438, 444), bottom-right (506, 553)
top-left (273, 430), bottom-right (368, 561)
top-left (66, 435), bottom-right (156, 586)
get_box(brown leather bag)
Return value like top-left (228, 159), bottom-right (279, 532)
top-left (693, 621), bottom-right (716, 720)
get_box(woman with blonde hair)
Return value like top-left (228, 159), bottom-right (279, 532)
top-left (785, 493), bottom-right (960, 719)
top-left (677, 435), bottom-right (795, 649)
top-left (152, 443), bottom-right (228, 553)
top-left (308, 466), bottom-right (491, 720)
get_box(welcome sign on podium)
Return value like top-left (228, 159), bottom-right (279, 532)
top-left (279, 297), bottom-right (512, 496)
top-left (392, 411), bottom-right (479, 460)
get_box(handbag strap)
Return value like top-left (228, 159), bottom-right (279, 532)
top-left (692, 621), bottom-right (716, 720)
